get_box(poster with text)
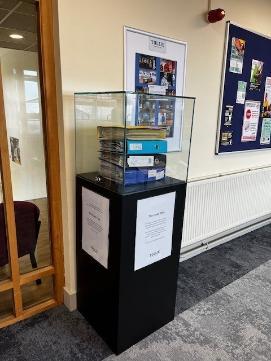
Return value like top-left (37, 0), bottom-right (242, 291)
top-left (125, 27), bottom-right (186, 152)
top-left (134, 192), bottom-right (175, 271)
top-left (262, 77), bottom-right (271, 118)
top-left (241, 100), bottom-right (260, 142)
top-left (82, 187), bottom-right (110, 269)
top-left (229, 37), bottom-right (245, 74)
top-left (260, 118), bottom-right (271, 145)
top-left (250, 59), bottom-right (264, 91)
top-left (135, 53), bottom-right (177, 95)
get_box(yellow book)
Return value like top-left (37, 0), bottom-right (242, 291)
top-left (97, 126), bottom-right (167, 140)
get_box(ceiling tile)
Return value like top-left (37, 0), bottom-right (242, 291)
top-left (0, 0), bottom-right (20, 11)
top-left (16, 2), bottom-right (36, 16)
top-left (2, 13), bottom-right (37, 33)
top-left (0, 8), bottom-right (9, 21)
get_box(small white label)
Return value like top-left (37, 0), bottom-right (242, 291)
top-left (156, 170), bottom-right (165, 180)
top-left (129, 143), bottom-right (142, 151)
top-left (148, 169), bottom-right (157, 178)
top-left (149, 36), bottom-right (167, 53)
top-left (127, 156), bottom-right (154, 167)
top-left (148, 85), bottom-right (167, 95)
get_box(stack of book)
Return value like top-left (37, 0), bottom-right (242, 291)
top-left (97, 126), bottom-right (168, 185)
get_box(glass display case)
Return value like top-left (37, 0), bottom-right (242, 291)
top-left (75, 91), bottom-right (195, 188)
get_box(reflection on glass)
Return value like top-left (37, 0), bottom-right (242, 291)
top-left (0, 174), bottom-right (11, 282)
top-left (21, 276), bottom-right (54, 310)
top-left (0, 290), bottom-right (14, 320)
top-left (1, 47), bottom-right (52, 274)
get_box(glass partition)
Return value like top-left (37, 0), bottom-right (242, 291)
top-left (0, 39), bottom-right (52, 276)
top-left (0, 166), bottom-right (10, 283)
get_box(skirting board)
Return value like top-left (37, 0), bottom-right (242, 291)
top-left (180, 216), bottom-right (271, 262)
top-left (64, 287), bottom-right (77, 311)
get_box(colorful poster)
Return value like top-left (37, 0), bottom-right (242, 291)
top-left (241, 100), bottom-right (261, 142)
top-left (221, 131), bottom-right (233, 146)
top-left (10, 137), bottom-right (21, 165)
top-left (135, 53), bottom-right (177, 96)
top-left (260, 118), bottom-right (271, 145)
top-left (224, 105), bottom-right (234, 126)
top-left (236, 81), bottom-right (247, 104)
top-left (229, 37), bottom-right (245, 74)
top-left (250, 59), bottom-right (264, 91)
top-left (262, 77), bottom-right (271, 118)
top-left (135, 53), bottom-right (178, 140)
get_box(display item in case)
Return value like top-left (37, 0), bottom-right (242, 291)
top-left (97, 125), bottom-right (167, 184)
top-left (99, 153), bottom-right (167, 169)
top-left (75, 91), bottom-right (195, 187)
top-left (97, 125), bottom-right (167, 140)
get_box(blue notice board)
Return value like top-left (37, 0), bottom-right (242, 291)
top-left (216, 22), bottom-right (271, 154)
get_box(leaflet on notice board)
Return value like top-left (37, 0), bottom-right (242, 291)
top-left (241, 100), bottom-right (260, 142)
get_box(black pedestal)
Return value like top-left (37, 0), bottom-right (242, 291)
top-left (76, 173), bottom-right (187, 354)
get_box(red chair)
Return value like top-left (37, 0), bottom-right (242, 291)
top-left (0, 201), bottom-right (41, 283)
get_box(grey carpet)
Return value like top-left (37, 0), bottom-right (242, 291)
top-left (1, 224), bottom-right (271, 360)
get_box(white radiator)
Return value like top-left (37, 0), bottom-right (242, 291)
top-left (181, 167), bottom-right (271, 250)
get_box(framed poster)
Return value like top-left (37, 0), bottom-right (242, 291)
top-left (124, 27), bottom-right (187, 152)
top-left (216, 22), bottom-right (271, 154)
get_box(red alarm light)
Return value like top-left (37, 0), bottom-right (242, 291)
top-left (207, 8), bottom-right (225, 23)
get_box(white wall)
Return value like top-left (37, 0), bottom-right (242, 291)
top-left (1, 49), bottom-right (47, 201)
top-left (56, 0), bottom-right (271, 301)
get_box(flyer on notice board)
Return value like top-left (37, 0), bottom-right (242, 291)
top-left (134, 192), bottom-right (176, 271)
top-left (260, 118), bottom-right (271, 145)
top-left (262, 77), bottom-right (271, 118)
top-left (241, 100), bottom-right (261, 142)
top-left (81, 187), bottom-right (110, 269)
top-left (229, 37), bottom-right (245, 74)
top-left (221, 131), bottom-right (233, 146)
top-left (236, 81), bottom-right (247, 104)
top-left (250, 59), bottom-right (264, 91)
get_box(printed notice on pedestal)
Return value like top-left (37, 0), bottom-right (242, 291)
top-left (134, 192), bottom-right (176, 271)
top-left (82, 187), bottom-right (109, 269)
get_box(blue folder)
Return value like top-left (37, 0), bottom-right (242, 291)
top-left (124, 167), bottom-right (165, 185)
top-left (127, 140), bottom-right (167, 154)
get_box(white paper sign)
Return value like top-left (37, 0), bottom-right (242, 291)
top-left (134, 192), bottom-right (176, 271)
top-left (241, 100), bottom-right (260, 142)
top-left (149, 36), bottom-right (167, 53)
top-left (148, 85), bottom-right (167, 95)
top-left (82, 187), bottom-right (109, 269)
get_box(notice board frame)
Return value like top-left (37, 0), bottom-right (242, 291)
top-left (216, 21), bottom-right (271, 154)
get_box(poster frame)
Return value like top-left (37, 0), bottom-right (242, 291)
top-left (123, 26), bottom-right (187, 152)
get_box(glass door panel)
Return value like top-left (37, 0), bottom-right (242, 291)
top-left (0, 0), bottom-right (52, 276)
top-left (21, 276), bottom-right (54, 310)
top-left (0, 290), bottom-right (14, 320)
top-left (0, 168), bottom-right (10, 282)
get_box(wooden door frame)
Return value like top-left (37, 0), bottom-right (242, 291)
top-left (0, 0), bottom-right (65, 328)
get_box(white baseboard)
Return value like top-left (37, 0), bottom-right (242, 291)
top-left (64, 287), bottom-right (77, 311)
top-left (180, 217), bottom-right (271, 262)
